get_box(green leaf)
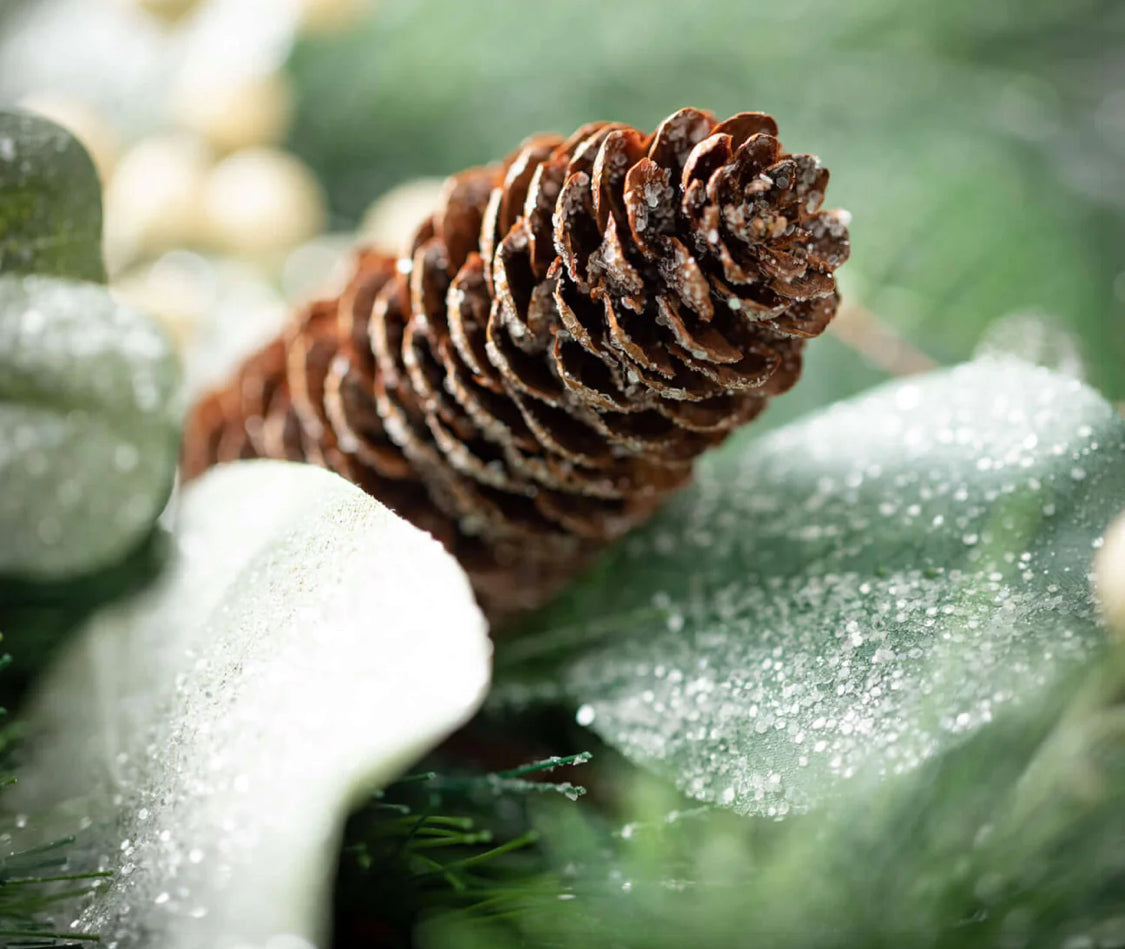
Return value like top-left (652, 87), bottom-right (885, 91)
top-left (9, 460), bottom-right (491, 949)
top-left (0, 274), bottom-right (181, 582)
top-left (496, 359), bottom-right (1125, 816)
top-left (0, 109), bottom-right (105, 283)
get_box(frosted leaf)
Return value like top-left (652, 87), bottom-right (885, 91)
top-left (0, 109), bottom-right (105, 282)
top-left (497, 359), bottom-right (1125, 816)
top-left (0, 274), bottom-right (181, 579)
top-left (9, 460), bottom-right (491, 948)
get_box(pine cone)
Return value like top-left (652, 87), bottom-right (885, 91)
top-left (182, 108), bottom-right (851, 622)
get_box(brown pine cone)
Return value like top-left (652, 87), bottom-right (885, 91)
top-left (182, 107), bottom-right (850, 623)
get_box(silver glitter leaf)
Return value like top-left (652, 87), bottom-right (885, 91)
top-left (11, 460), bottom-right (491, 948)
top-left (497, 359), bottom-right (1125, 817)
top-left (0, 109), bottom-right (105, 283)
top-left (0, 274), bottom-right (180, 579)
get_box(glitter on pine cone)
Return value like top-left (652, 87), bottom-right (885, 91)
top-left (182, 108), bottom-right (851, 623)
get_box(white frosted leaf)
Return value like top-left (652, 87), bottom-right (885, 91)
top-left (497, 359), bottom-right (1125, 817)
top-left (0, 274), bottom-right (181, 580)
top-left (11, 460), bottom-right (491, 948)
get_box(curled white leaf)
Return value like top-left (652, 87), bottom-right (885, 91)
top-left (12, 460), bottom-right (491, 948)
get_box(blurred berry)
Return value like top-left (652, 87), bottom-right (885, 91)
top-left (104, 133), bottom-right (213, 273)
top-left (297, 0), bottom-right (376, 34)
top-left (172, 70), bottom-right (293, 154)
top-left (113, 0), bottom-right (202, 26)
top-left (358, 178), bottom-right (444, 254)
top-left (202, 147), bottom-right (326, 261)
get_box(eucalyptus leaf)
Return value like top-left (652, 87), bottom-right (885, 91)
top-left (0, 274), bottom-right (181, 581)
top-left (0, 109), bottom-right (105, 282)
top-left (497, 359), bottom-right (1125, 816)
top-left (10, 460), bottom-right (491, 949)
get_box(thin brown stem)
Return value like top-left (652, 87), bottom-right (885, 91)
top-left (830, 301), bottom-right (939, 377)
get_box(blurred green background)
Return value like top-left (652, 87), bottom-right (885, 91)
top-left (2, 3), bottom-right (1125, 944)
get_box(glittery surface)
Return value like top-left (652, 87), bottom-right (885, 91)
top-left (497, 359), bottom-right (1125, 816)
top-left (0, 274), bottom-right (181, 578)
top-left (12, 461), bottom-right (491, 948)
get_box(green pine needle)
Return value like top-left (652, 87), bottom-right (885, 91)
top-left (0, 648), bottom-right (107, 947)
top-left (331, 753), bottom-right (592, 945)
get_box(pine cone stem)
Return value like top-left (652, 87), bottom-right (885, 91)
top-left (182, 108), bottom-right (851, 623)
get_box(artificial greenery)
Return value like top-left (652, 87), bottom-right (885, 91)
top-left (2, 13), bottom-right (1125, 949)
top-left (0, 644), bottom-right (109, 947)
top-left (332, 754), bottom-right (593, 947)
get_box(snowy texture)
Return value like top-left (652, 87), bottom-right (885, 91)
top-left (11, 460), bottom-right (491, 948)
top-left (498, 359), bottom-right (1125, 816)
top-left (0, 274), bottom-right (180, 579)
top-left (0, 109), bottom-right (105, 282)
